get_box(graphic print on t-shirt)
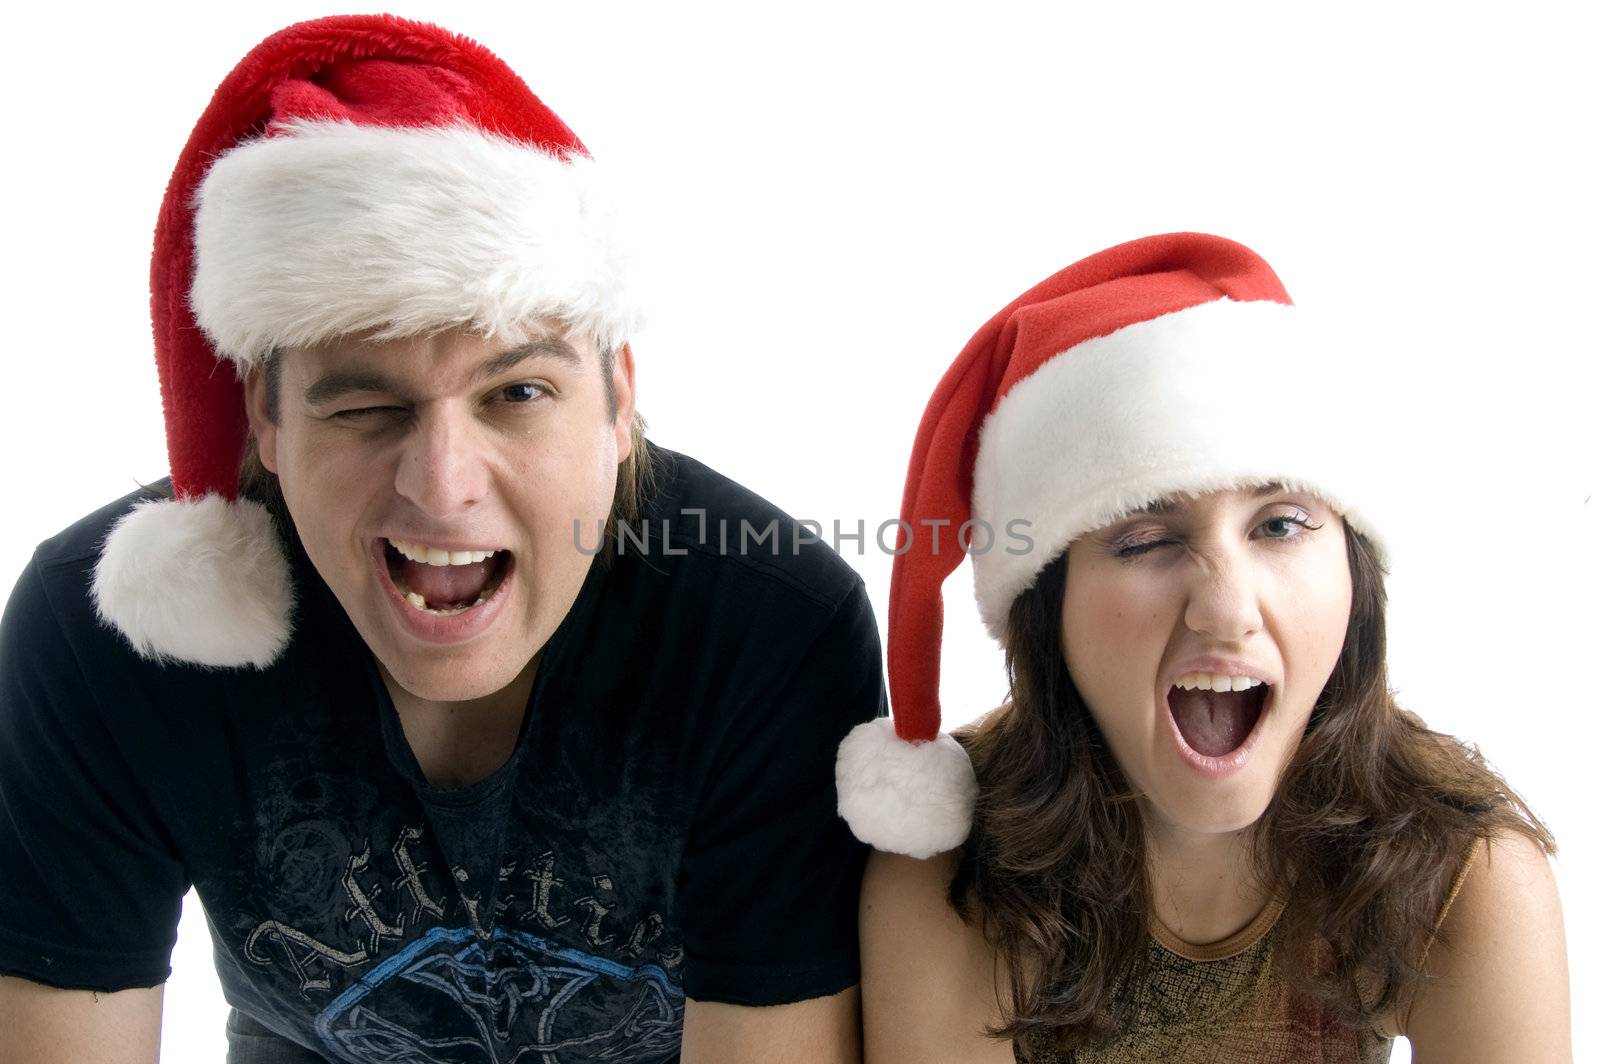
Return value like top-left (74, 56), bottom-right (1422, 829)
top-left (239, 817), bottom-right (683, 1063)
top-left (313, 926), bottom-right (681, 1061)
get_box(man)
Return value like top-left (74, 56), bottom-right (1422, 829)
top-left (0, 15), bottom-right (881, 1063)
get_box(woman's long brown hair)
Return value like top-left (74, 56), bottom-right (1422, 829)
top-left (951, 525), bottom-right (1554, 1055)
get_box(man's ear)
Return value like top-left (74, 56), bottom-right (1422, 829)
top-left (611, 342), bottom-right (637, 464)
top-left (241, 364), bottom-right (280, 475)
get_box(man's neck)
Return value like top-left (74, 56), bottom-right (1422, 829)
top-left (379, 655), bottom-right (541, 789)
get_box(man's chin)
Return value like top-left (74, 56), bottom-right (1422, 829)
top-left (393, 659), bottom-right (531, 700)
top-left (376, 651), bottom-right (536, 706)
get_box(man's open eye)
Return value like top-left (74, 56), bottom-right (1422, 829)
top-left (500, 382), bottom-right (548, 404)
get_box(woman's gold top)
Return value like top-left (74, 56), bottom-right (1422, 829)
top-left (1016, 839), bottom-right (1484, 1063)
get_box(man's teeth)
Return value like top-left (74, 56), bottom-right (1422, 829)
top-left (389, 538), bottom-right (501, 566)
top-left (1174, 672), bottom-right (1266, 692)
top-left (404, 590), bottom-right (487, 617)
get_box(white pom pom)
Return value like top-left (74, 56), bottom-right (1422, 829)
top-left (836, 716), bottom-right (977, 859)
top-left (92, 495), bottom-right (294, 669)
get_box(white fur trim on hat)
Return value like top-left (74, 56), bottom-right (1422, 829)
top-left (92, 495), bottom-right (294, 669)
top-left (970, 298), bottom-right (1385, 637)
top-left (836, 716), bottom-right (977, 858)
top-left (190, 119), bottom-right (640, 366)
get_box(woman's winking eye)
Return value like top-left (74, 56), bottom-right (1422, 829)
top-left (1110, 522), bottom-right (1176, 558)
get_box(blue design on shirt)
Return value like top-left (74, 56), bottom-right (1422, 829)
top-left (314, 926), bottom-right (683, 1063)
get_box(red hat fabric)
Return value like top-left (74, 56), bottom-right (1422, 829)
top-left (837, 233), bottom-right (1386, 857)
top-left (91, 15), bottom-right (637, 668)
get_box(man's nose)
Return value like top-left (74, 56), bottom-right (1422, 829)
top-left (1183, 549), bottom-right (1264, 644)
top-left (392, 409), bottom-right (488, 517)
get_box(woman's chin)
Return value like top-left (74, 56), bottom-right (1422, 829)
top-left (1144, 781), bottom-right (1275, 839)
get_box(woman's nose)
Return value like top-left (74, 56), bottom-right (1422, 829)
top-left (1183, 551), bottom-right (1264, 644)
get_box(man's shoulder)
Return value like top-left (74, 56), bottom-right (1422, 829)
top-left (640, 446), bottom-right (865, 614)
top-left (10, 481), bottom-right (178, 663)
top-left (32, 479), bottom-right (173, 574)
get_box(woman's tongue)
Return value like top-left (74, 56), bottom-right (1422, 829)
top-left (1170, 688), bottom-right (1255, 757)
top-left (398, 558), bottom-right (494, 609)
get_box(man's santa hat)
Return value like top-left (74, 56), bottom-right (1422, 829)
top-left (836, 233), bottom-right (1387, 858)
top-left (92, 14), bottom-right (638, 669)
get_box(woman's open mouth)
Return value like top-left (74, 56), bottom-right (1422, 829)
top-left (1164, 672), bottom-right (1272, 776)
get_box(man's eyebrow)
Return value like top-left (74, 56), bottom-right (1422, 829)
top-left (472, 337), bottom-right (582, 382)
top-left (304, 370), bottom-right (397, 407)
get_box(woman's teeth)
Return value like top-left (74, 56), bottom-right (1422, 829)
top-left (1174, 672), bottom-right (1266, 693)
top-left (388, 538), bottom-right (501, 566)
top-left (403, 590), bottom-right (487, 616)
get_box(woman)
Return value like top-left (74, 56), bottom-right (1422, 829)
top-left (836, 233), bottom-right (1569, 1062)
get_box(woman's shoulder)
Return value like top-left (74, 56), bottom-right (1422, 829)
top-left (1395, 830), bottom-right (1570, 1060)
top-left (860, 848), bottom-right (1016, 1064)
top-left (1416, 830), bottom-right (1558, 981)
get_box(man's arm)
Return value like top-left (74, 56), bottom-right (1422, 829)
top-left (0, 559), bottom-right (186, 1051)
top-left (681, 988), bottom-right (860, 1064)
top-left (1403, 832), bottom-right (1571, 1063)
top-left (0, 976), bottom-right (163, 1064)
top-left (674, 573), bottom-right (882, 1055)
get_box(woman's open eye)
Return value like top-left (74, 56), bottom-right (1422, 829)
top-left (1255, 509), bottom-right (1321, 541)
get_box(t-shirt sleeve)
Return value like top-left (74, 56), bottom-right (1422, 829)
top-left (0, 556), bottom-right (187, 990)
top-left (676, 575), bottom-right (886, 1006)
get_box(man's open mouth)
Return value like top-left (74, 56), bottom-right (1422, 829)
top-left (1166, 673), bottom-right (1270, 758)
top-left (382, 538), bottom-right (514, 616)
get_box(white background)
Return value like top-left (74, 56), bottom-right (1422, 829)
top-left (3, 2), bottom-right (1595, 1061)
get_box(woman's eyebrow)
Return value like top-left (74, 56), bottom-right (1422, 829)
top-left (1129, 481), bottom-right (1290, 518)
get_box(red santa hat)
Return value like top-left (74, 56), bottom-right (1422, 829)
top-left (91, 14), bottom-right (639, 669)
top-left (836, 232), bottom-right (1387, 858)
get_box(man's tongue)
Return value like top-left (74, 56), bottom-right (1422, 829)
top-left (1169, 688), bottom-right (1257, 758)
top-left (398, 558), bottom-right (494, 609)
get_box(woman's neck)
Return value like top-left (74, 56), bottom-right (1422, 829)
top-left (1143, 816), bottom-right (1273, 947)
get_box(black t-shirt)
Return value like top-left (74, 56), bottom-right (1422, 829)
top-left (0, 446), bottom-right (884, 1062)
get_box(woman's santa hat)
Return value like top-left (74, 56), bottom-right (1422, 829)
top-left (92, 14), bottom-right (638, 669)
top-left (836, 233), bottom-right (1387, 858)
